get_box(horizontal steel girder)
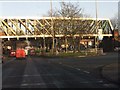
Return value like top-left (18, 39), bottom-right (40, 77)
top-left (0, 17), bottom-right (113, 39)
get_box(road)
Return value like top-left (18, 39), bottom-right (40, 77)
top-left (2, 52), bottom-right (119, 88)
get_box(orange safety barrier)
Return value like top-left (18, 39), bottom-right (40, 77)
top-left (16, 49), bottom-right (26, 58)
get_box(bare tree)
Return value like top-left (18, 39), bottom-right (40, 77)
top-left (45, 2), bottom-right (89, 53)
top-left (59, 2), bottom-right (83, 53)
top-left (58, 2), bottom-right (83, 17)
top-left (111, 13), bottom-right (118, 29)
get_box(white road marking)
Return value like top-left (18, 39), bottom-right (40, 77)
top-left (21, 59), bottom-right (46, 88)
top-left (61, 64), bottom-right (91, 74)
top-left (21, 82), bottom-right (58, 87)
top-left (83, 71), bottom-right (90, 74)
top-left (21, 83), bottom-right (46, 86)
top-left (75, 68), bottom-right (81, 71)
top-left (98, 80), bottom-right (103, 83)
top-left (103, 84), bottom-right (117, 87)
top-left (8, 74), bottom-right (60, 78)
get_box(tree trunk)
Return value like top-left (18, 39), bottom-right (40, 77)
top-left (72, 36), bottom-right (76, 53)
top-left (78, 36), bottom-right (81, 52)
top-left (65, 36), bottom-right (68, 53)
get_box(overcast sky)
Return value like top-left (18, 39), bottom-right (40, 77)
top-left (0, 0), bottom-right (119, 19)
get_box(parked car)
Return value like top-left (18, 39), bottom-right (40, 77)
top-left (30, 49), bottom-right (35, 55)
top-left (10, 50), bottom-right (16, 57)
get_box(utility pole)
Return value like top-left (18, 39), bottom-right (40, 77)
top-left (50, 0), bottom-right (55, 54)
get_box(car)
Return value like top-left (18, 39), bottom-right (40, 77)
top-left (10, 50), bottom-right (16, 57)
top-left (30, 49), bottom-right (35, 55)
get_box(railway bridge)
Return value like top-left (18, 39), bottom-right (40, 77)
top-left (0, 17), bottom-right (114, 53)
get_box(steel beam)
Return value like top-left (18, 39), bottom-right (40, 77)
top-left (0, 17), bottom-right (113, 39)
top-left (0, 34), bottom-right (112, 39)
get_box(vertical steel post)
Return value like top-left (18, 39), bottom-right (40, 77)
top-left (95, 0), bottom-right (98, 54)
top-left (34, 19), bottom-right (37, 40)
top-left (51, 0), bottom-right (55, 54)
top-left (43, 19), bottom-right (46, 53)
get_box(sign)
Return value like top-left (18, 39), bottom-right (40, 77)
top-left (98, 29), bottom-right (103, 40)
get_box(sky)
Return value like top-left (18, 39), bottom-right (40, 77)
top-left (0, 0), bottom-right (119, 19)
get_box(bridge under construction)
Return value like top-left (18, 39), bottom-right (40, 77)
top-left (0, 17), bottom-right (113, 38)
top-left (0, 17), bottom-right (114, 52)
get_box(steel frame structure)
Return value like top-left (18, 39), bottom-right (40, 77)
top-left (0, 17), bottom-right (113, 39)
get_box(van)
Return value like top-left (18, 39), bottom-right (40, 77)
top-left (16, 48), bottom-right (26, 59)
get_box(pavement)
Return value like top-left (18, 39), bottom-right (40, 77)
top-left (102, 63), bottom-right (119, 84)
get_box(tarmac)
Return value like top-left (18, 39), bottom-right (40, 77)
top-left (102, 63), bottom-right (119, 85)
top-left (1, 54), bottom-right (119, 85)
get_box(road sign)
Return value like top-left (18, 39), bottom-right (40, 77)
top-left (98, 29), bottom-right (103, 40)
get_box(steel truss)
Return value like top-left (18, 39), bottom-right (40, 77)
top-left (0, 17), bottom-right (113, 39)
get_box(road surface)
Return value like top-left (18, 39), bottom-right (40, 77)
top-left (2, 53), bottom-right (119, 88)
